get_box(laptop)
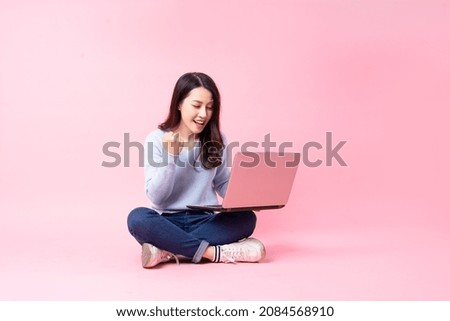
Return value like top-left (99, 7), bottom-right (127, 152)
top-left (186, 151), bottom-right (300, 212)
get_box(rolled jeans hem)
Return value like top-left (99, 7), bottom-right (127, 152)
top-left (192, 240), bottom-right (209, 263)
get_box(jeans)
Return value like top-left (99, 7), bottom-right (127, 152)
top-left (127, 207), bottom-right (257, 263)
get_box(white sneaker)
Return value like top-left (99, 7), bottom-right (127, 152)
top-left (219, 238), bottom-right (266, 263)
top-left (141, 243), bottom-right (179, 268)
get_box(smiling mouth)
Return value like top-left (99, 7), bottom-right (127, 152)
top-left (193, 120), bottom-right (205, 126)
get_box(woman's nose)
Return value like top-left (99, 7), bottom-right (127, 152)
top-left (198, 107), bottom-right (207, 117)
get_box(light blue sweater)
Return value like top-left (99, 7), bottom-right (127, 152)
top-left (144, 129), bottom-right (230, 213)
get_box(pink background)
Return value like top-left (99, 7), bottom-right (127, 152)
top-left (1, 0), bottom-right (449, 300)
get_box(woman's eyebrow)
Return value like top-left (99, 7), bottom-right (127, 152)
top-left (191, 99), bottom-right (214, 104)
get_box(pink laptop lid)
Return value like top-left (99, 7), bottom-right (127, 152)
top-left (222, 152), bottom-right (299, 209)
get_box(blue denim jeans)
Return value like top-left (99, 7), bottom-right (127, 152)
top-left (127, 207), bottom-right (257, 263)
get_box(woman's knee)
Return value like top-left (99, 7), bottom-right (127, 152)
top-left (246, 211), bottom-right (257, 230)
top-left (231, 210), bottom-right (257, 232)
top-left (127, 207), bottom-right (157, 230)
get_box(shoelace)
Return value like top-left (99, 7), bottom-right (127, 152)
top-left (161, 252), bottom-right (180, 265)
top-left (220, 247), bottom-right (243, 264)
top-left (221, 254), bottom-right (236, 263)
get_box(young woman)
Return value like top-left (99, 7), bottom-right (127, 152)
top-left (127, 72), bottom-right (265, 268)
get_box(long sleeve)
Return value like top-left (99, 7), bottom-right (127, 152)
top-left (144, 131), bottom-right (178, 206)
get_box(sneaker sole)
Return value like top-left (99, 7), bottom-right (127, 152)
top-left (141, 243), bottom-right (157, 268)
top-left (244, 238), bottom-right (266, 262)
top-left (259, 243), bottom-right (266, 261)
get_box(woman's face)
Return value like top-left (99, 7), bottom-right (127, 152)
top-left (177, 87), bottom-right (214, 139)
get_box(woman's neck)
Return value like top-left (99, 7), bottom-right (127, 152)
top-left (173, 127), bottom-right (198, 142)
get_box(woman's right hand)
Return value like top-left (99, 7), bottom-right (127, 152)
top-left (162, 131), bottom-right (184, 155)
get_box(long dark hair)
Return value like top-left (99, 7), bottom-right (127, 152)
top-left (159, 72), bottom-right (224, 169)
